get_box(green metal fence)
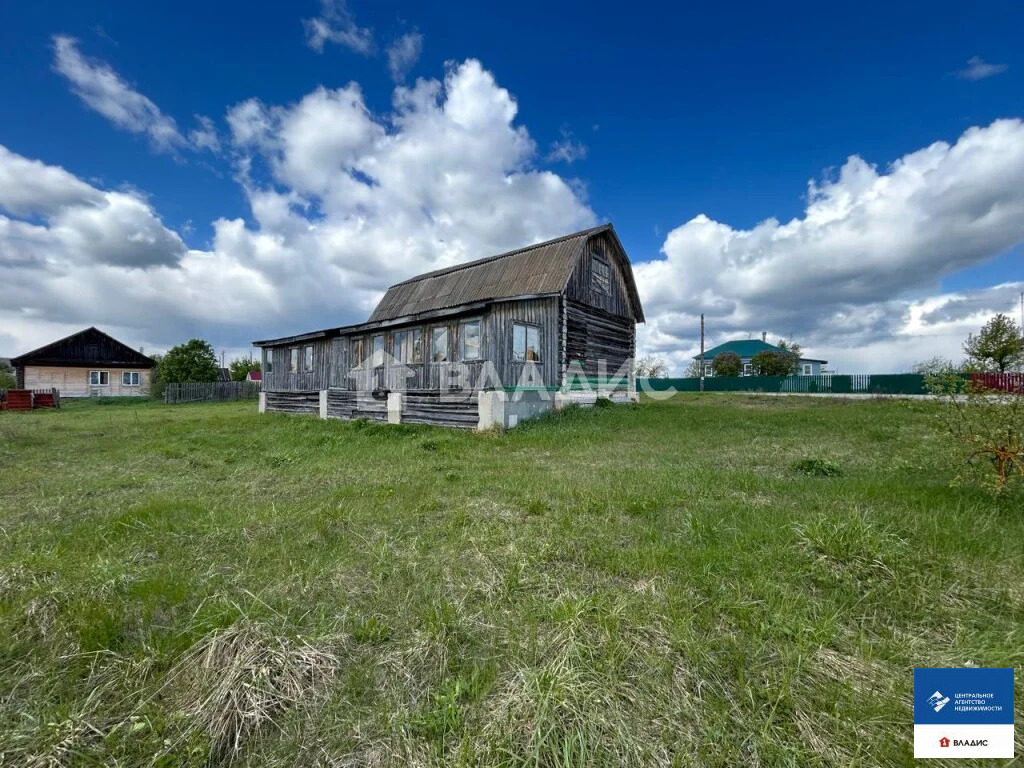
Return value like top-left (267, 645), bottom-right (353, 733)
top-left (638, 373), bottom-right (928, 395)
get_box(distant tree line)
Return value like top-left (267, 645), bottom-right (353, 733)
top-left (149, 339), bottom-right (260, 398)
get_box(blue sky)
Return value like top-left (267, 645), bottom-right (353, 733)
top-left (1, 0), bottom-right (1022, 371)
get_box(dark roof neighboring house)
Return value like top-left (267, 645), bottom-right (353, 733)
top-left (10, 327), bottom-right (155, 369)
top-left (368, 224), bottom-right (645, 323)
top-left (695, 339), bottom-right (827, 364)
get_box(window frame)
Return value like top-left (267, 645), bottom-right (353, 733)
top-left (592, 256), bottom-right (611, 295)
top-left (89, 370), bottom-right (109, 386)
top-left (350, 337), bottom-right (365, 368)
top-left (512, 322), bottom-right (542, 363)
top-left (371, 334), bottom-right (385, 367)
top-left (743, 363), bottom-right (752, 376)
top-left (265, 350), bottom-right (273, 375)
top-left (802, 363), bottom-right (813, 376)
top-left (703, 363), bottom-right (713, 377)
top-left (303, 344), bottom-right (314, 373)
top-left (121, 371), bottom-right (140, 387)
top-left (431, 326), bottom-right (449, 363)
top-left (411, 328), bottom-right (423, 364)
top-left (289, 348), bottom-right (299, 373)
top-left (460, 319), bottom-right (482, 361)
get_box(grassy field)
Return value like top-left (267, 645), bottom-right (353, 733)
top-left (0, 395), bottom-right (1021, 766)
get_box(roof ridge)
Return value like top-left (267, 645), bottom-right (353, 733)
top-left (389, 223), bottom-right (611, 287)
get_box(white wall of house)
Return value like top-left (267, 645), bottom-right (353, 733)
top-left (22, 366), bottom-right (151, 397)
top-left (700, 358), bottom-right (826, 376)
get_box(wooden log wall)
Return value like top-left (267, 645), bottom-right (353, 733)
top-left (265, 390), bottom-right (320, 414)
top-left (402, 391), bottom-right (479, 429)
top-left (564, 299), bottom-right (634, 384)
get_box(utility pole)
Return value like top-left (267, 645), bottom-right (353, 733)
top-left (699, 313), bottom-right (705, 392)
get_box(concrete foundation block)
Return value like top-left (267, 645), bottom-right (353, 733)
top-left (387, 392), bottom-right (403, 424)
top-left (477, 390), bottom-right (506, 430)
top-left (258, 391), bottom-right (267, 414)
top-left (319, 390), bottom-right (328, 419)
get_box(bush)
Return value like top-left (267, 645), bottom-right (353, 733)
top-left (594, 397), bottom-right (614, 408)
top-left (712, 351), bottom-right (742, 377)
top-left (926, 371), bottom-right (1024, 492)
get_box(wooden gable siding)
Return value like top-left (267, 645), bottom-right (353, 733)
top-left (563, 231), bottom-right (636, 320)
top-left (261, 338), bottom-right (331, 392)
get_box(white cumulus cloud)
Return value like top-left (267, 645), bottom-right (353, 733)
top-left (636, 119), bottom-right (1024, 372)
top-left (387, 32), bottom-right (423, 82)
top-left (1, 59), bottom-right (594, 358)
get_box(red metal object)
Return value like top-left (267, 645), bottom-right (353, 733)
top-left (970, 372), bottom-right (1024, 393)
top-left (5, 390), bottom-right (33, 411)
top-left (33, 392), bottom-right (57, 408)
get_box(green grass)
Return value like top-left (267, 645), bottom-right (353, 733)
top-left (0, 395), bottom-right (1021, 766)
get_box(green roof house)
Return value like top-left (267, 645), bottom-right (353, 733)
top-left (694, 337), bottom-right (827, 376)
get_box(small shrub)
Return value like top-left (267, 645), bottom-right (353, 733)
top-left (927, 372), bottom-right (1024, 492)
top-left (594, 397), bottom-right (614, 409)
top-left (793, 458), bottom-right (843, 477)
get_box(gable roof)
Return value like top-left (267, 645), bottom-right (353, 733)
top-left (10, 327), bottom-right (155, 368)
top-left (695, 338), bottom-right (827, 364)
top-left (368, 223), bottom-right (645, 323)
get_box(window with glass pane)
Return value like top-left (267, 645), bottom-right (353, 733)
top-left (122, 371), bottom-right (140, 386)
top-left (265, 352), bottom-right (273, 374)
top-left (372, 335), bottom-right (384, 366)
top-left (392, 331), bottom-right (408, 363)
top-left (351, 338), bottom-right (364, 367)
top-left (592, 257), bottom-right (611, 295)
top-left (412, 329), bottom-right (423, 364)
top-left (462, 321), bottom-right (481, 360)
top-left (304, 345), bottom-right (314, 372)
top-left (431, 327), bottom-right (448, 362)
top-left (89, 370), bottom-right (109, 386)
top-left (290, 348), bottom-right (298, 373)
top-left (513, 323), bottom-right (541, 362)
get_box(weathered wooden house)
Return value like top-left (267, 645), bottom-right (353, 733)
top-left (10, 327), bottom-right (155, 397)
top-left (253, 224), bottom-right (645, 428)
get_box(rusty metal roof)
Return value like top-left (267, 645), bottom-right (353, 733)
top-left (369, 224), bottom-right (634, 322)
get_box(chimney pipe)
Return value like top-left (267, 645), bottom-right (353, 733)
top-left (762, 331), bottom-right (767, 342)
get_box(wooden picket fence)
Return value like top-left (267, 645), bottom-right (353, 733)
top-left (163, 381), bottom-right (262, 405)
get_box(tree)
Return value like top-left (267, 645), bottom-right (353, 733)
top-left (712, 351), bottom-right (742, 377)
top-left (926, 370), bottom-right (1024, 492)
top-left (751, 349), bottom-right (795, 376)
top-left (963, 313), bottom-right (1023, 373)
top-left (911, 356), bottom-right (961, 376)
top-left (776, 339), bottom-right (803, 361)
top-left (634, 355), bottom-right (670, 378)
top-left (229, 355), bottom-right (261, 381)
top-left (0, 359), bottom-right (15, 390)
top-left (158, 339), bottom-right (219, 384)
top-left (682, 359), bottom-right (703, 378)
